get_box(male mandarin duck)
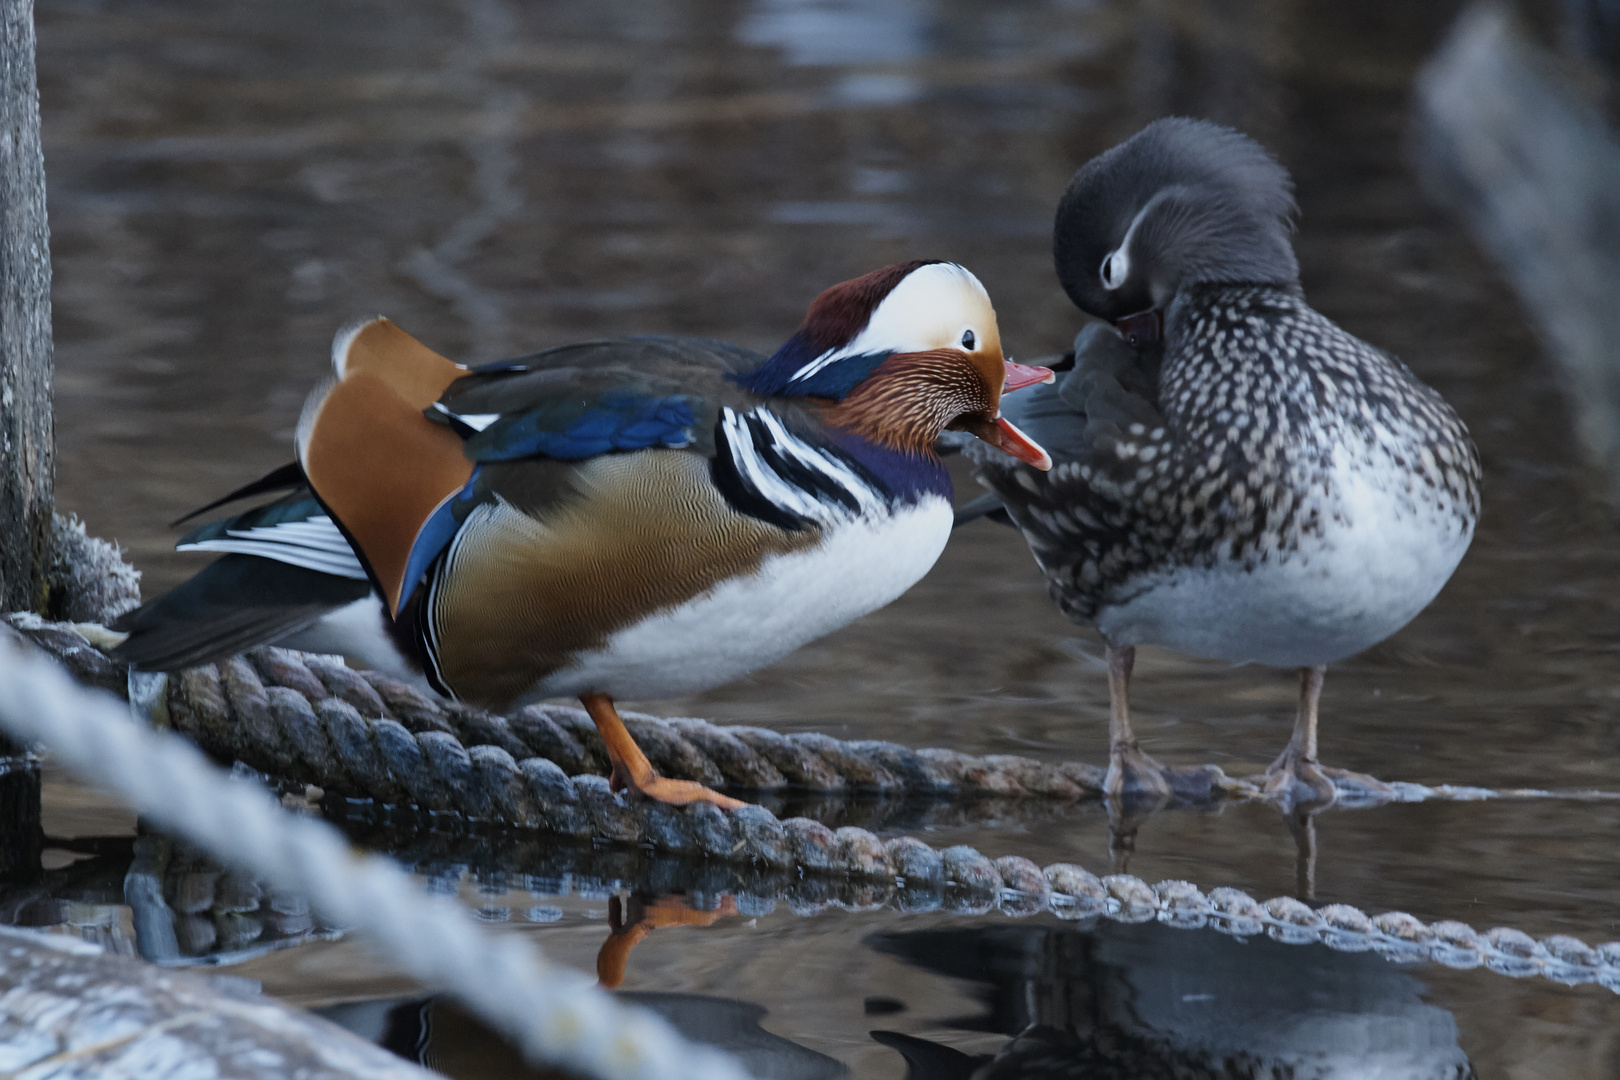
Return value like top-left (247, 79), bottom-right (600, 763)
top-left (115, 260), bottom-right (1055, 808)
top-left (960, 120), bottom-right (1480, 807)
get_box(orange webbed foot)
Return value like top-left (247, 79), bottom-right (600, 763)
top-left (584, 692), bottom-right (748, 810)
top-left (608, 765), bottom-right (746, 810)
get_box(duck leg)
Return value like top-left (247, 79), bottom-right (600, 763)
top-left (1103, 645), bottom-right (1172, 800)
top-left (1284, 806), bottom-right (1319, 901)
top-left (1262, 665), bottom-right (1338, 809)
top-left (580, 693), bottom-right (745, 809)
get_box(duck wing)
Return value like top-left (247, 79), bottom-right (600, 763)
top-left (430, 335), bottom-right (768, 463)
top-left (301, 322), bottom-right (851, 704)
top-left (116, 329), bottom-right (792, 676)
top-left (299, 323), bottom-right (805, 611)
top-left (112, 486), bottom-right (372, 670)
top-left (962, 324), bottom-right (1170, 620)
top-left (994, 323), bottom-right (1165, 467)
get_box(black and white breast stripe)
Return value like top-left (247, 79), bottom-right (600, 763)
top-left (714, 407), bottom-right (887, 531)
top-left (415, 544), bottom-right (455, 699)
top-left (178, 515), bottom-right (370, 580)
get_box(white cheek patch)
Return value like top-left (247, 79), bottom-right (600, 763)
top-left (790, 263), bottom-right (994, 382)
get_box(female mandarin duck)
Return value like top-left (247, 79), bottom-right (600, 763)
top-left (961, 120), bottom-right (1480, 807)
top-left (115, 260), bottom-right (1054, 808)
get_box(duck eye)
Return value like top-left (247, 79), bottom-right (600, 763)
top-left (960, 329), bottom-right (976, 350)
top-left (1100, 250), bottom-right (1129, 290)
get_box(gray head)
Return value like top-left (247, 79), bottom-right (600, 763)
top-left (1053, 118), bottom-right (1299, 322)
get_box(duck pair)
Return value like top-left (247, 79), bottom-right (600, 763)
top-left (117, 119), bottom-right (1480, 810)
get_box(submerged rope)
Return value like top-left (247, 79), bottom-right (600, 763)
top-left (56, 818), bottom-right (1620, 995)
top-left (480, 860), bottom-right (1620, 993)
top-left (0, 634), bottom-right (757, 1080)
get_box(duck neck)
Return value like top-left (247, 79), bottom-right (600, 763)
top-left (812, 352), bottom-right (971, 504)
top-left (819, 424), bottom-right (953, 505)
top-left (815, 350), bottom-right (974, 455)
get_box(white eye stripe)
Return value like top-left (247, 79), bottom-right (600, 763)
top-left (1100, 199), bottom-right (1155, 291)
top-left (790, 262), bottom-right (992, 382)
top-left (1100, 250), bottom-right (1129, 290)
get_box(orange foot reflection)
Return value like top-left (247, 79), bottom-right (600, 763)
top-left (596, 893), bottom-right (740, 988)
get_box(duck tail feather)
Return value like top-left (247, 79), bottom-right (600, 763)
top-left (112, 554), bottom-right (371, 671)
top-left (169, 462), bottom-right (308, 527)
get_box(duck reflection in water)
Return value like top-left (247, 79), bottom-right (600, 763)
top-left (320, 987), bottom-right (845, 1080)
top-left (869, 921), bottom-right (1475, 1079)
top-left (597, 891), bottom-right (741, 989)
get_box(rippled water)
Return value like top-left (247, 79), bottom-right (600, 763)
top-left (18, 0), bottom-right (1620, 1075)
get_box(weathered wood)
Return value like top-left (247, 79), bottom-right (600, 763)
top-left (0, 925), bottom-right (439, 1078)
top-left (0, 0), bottom-right (54, 612)
top-left (0, 754), bottom-right (40, 882)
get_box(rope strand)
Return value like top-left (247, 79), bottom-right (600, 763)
top-left (5, 614), bottom-right (1618, 999)
top-left (0, 634), bottom-right (758, 1080)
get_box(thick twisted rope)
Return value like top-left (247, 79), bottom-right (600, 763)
top-left (82, 817), bottom-right (1620, 994)
top-left (0, 634), bottom-right (758, 1080)
top-left (475, 867), bottom-right (1620, 991)
top-left (6, 619), bottom-right (1618, 1000)
top-left (13, 614), bottom-right (1615, 814)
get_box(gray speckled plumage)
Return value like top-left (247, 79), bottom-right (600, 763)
top-left (968, 119), bottom-right (1481, 672)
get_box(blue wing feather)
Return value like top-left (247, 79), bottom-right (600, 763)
top-left (446, 392), bottom-right (698, 463)
top-left (399, 389), bottom-right (698, 607)
top-left (398, 466), bottom-right (484, 610)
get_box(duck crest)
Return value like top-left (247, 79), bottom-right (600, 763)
top-left (732, 259), bottom-right (939, 400)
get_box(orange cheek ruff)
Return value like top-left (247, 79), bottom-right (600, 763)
top-left (819, 349), bottom-right (993, 453)
top-left (818, 349), bottom-right (1054, 471)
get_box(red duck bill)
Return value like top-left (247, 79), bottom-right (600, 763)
top-left (1002, 359), bottom-right (1056, 392)
top-left (981, 359), bottom-right (1055, 469)
top-left (986, 414), bottom-right (1051, 470)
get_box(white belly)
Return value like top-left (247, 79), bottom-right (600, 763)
top-left (282, 596), bottom-right (436, 692)
top-left (1097, 459), bottom-right (1475, 667)
top-left (531, 497), bottom-right (954, 701)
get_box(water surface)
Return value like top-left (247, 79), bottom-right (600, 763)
top-left (20, 0), bottom-right (1620, 1075)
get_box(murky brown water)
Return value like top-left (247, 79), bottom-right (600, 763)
top-left (17, 0), bottom-right (1620, 1075)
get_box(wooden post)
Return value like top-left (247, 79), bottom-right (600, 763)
top-left (0, 757), bottom-right (40, 882)
top-left (0, 0), bottom-right (54, 616)
top-left (0, 0), bottom-right (49, 819)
